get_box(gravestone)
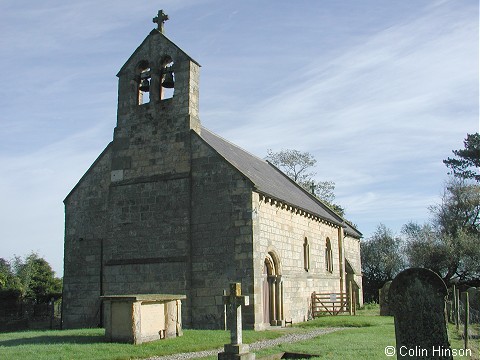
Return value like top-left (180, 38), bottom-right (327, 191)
top-left (390, 268), bottom-right (452, 359)
top-left (379, 281), bottom-right (393, 316)
top-left (218, 283), bottom-right (255, 360)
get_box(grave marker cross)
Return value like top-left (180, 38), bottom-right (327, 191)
top-left (223, 283), bottom-right (249, 345)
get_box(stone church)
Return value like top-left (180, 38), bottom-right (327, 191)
top-left (62, 12), bottom-right (363, 330)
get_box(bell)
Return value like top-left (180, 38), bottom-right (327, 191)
top-left (162, 71), bottom-right (174, 88)
top-left (139, 78), bottom-right (150, 92)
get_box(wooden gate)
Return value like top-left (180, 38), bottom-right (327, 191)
top-left (311, 292), bottom-right (347, 317)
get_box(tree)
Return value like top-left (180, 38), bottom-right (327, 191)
top-left (443, 133), bottom-right (480, 182)
top-left (432, 178), bottom-right (480, 237)
top-left (361, 224), bottom-right (405, 302)
top-left (401, 222), bottom-right (450, 278)
top-left (402, 178), bottom-right (480, 284)
top-left (0, 258), bottom-right (11, 289)
top-left (266, 148), bottom-right (317, 183)
top-left (0, 258), bottom-right (22, 299)
top-left (266, 149), bottom-right (344, 215)
top-left (12, 253), bottom-right (62, 303)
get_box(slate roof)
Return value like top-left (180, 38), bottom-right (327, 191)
top-left (199, 127), bottom-right (362, 238)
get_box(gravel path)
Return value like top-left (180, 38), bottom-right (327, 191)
top-left (145, 328), bottom-right (342, 360)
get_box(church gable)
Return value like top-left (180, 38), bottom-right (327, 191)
top-left (62, 143), bottom-right (112, 328)
top-left (64, 143), bottom-right (112, 204)
top-left (117, 30), bottom-right (200, 78)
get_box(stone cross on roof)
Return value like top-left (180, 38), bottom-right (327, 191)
top-left (153, 10), bottom-right (169, 33)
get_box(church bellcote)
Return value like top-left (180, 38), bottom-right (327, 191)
top-left (110, 11), bottom-right (201, 183)
top-left (115, 10), bottom-right (201, 131)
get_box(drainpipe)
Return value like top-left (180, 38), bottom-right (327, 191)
top-left (338, 225), bottom-right (346, 295)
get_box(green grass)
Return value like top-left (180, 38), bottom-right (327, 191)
top-left (0, 328), bottom-right (287, 360)
top-left (253, 325), bottom-right (395, 360)
top-left (254, 309), bottom-right (397, 360)
top-left (447, 323), bottom-right (479, 359)
top-left (1, 305), bottom-right (477, 360)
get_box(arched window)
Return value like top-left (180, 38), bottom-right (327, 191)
top-left (325, 238), bottom-right (333, 273)
top-left (303, 237), bottom-right (310, 272)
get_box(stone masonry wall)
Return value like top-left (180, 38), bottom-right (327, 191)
top-left (63, 146), bottom-right (112, 328)
top-left (252, 192), bottom-right (342, 328)
top-left (100, 31), bottom-right (201, 324)
top-left (190, 133), bottom-right (255, 329)
top-left (101, 178), bottom-right (190, 295)
top-left (64, 31), bottom-right (201, 328)
top-left (344, 236), bottom-right (363, 306)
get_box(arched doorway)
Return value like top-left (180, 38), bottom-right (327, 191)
top-left (262, 252), bottom-right (283, 326)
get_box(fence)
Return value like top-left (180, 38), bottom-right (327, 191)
top-left (0, 299), bottom-right (62, 331)
top-left (451, 286), bottom-right (479, 353)
top-left (311, 292), bottom-right (349, 317)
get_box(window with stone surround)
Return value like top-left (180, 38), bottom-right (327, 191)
top-left (325, 238), bottom-right (333, 273)
top-left (303, 237), bottom-right (310, 271)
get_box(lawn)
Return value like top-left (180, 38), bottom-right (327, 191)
top-left (0, 305), bottom-right (477, 360)
top-left (0, 328), bottom-right (287, 360)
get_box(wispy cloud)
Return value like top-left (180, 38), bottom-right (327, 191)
top-left (207, 0), bottom-right (478, 234)
top-left (0, 0), bottom-right (477, 274)
top-left (0, 121), bottom-right (111, 274)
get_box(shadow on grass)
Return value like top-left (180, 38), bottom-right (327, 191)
top-left (0, 334), bottom-right (105, 347)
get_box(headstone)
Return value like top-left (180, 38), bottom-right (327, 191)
top-left (390, 268), bottom-right (453, 359)
top-left (218, 283), bottom-right (255, 360)
top-left (379, 281), bottom-right (392, 316)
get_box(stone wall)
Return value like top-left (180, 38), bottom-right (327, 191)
top-left (99, 33), bottom-right (200, 323)
top-left (252, 192), bottom-right (342, 329)
top-left (63, 30), bottom-right (201, 329)
top-left (101, 178), bottom-right (190, 295)
top-left (63, 145), bottom-right (112, 328)
top-left (190, 133), bottom-right (254, 329)
top-left (344, 236), bottom-right (363, 306)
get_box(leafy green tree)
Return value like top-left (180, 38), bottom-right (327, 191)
top-left (12, 253), bottom-right (62, 303)
top-left (266, 148), bottom-right (344, 215)
top-left (361, 224), bottom-right (405, 302)
top-left (432, 178), bottom-right (480, 236)
top-left (401, 222), bottom-right (450, 277)
top-left (0, 258), bottom-right (22, 299)
top-left (402, 178), bottom-right (480, 284)
top-left (443, 133), bottom-right (480, 182)
top-left (0, 258), bottom-right (10, 289)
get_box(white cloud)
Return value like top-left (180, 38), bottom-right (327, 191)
top-left (206, 0), bottom-right (478, 238)
top-left (0, 121), bottom-right (111, 275)
top-left (0, 0), bottom-right (477, 274)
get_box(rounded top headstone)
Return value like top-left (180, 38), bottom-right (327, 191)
top-left (390, 267), bottom-right (447, 303)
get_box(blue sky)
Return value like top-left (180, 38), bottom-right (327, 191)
top-left (0, 0), bottom-right (478, 276)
